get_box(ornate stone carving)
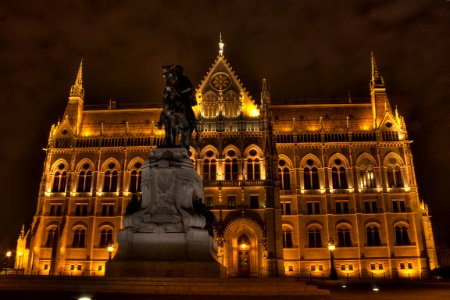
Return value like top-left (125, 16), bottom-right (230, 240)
top-left (111, 147), bottom-right (218, 265)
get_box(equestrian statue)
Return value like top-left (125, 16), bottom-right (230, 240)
top-left (156, 65), bottom-right (197, 150)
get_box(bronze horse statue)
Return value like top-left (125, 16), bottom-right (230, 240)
top-left (157, 65), bottom-right (197, 150)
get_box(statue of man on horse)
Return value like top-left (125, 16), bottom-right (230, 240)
top-left (156, 65), bottom-right (197, 150)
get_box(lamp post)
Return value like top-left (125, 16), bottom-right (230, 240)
top-left (107, 244), bottom-right (114, 261)
top-left (5, 251), bottom-right (11, 275)
top-left (328, 237), bottom-right (338, 280)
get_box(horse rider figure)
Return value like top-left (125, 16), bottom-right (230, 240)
top-left (156, 65), bottom-right (197, 150)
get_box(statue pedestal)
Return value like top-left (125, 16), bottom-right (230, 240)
top-left (106, 147), bottom-right (223, 278)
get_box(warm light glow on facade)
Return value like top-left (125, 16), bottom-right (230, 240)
top-left (16, 46), bottom-right (436, 279)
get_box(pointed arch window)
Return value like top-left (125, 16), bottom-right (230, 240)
top-left (129, 170), bottom-right (142, 193)
top-left (366, 226), bottom-right (381, 246)
top-left (337, 226), bottom-right (352, 247)
top-left (52, 171), bottom-right (67, 192)
top-left (77, 170), bottom-right (92, 192)
top-left (331, 159), bottom-right (348, 189)
top-left (45, 228), bottom-right (57, 248)
top-left (304, 167), bottom-right (319, 189)
top-left (103, 162), bottom-right (119, 192)
top-left (203, 159), bottom-right (217, 181)
top-left (360, 165), bottom-right (375, 189)
top-left (129, 161), bottom-right (142, 193)
top-left (247, 158), bottom-right (261, 180)
top-left (99, 228), bottom-right (113, 248)
top-left (387, 165), bottom-right (404, 188)
top-left (278, 160), bottom-right (291, 190)
top-left (224, 150), bottom-right (239, 180)
top-left (72, 228), bottom-right (86, 248)
top-left (395, 225), bottom-right (410, 246)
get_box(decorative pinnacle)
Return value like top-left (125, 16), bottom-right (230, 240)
top-left (20, 224), bottom-right (25, 239)
top-left (219, 32), bottom-right (224, 56)
top-left (70, 59), bottom-right (85, 98)
top-left (371, 51), bottom-right (384, 86)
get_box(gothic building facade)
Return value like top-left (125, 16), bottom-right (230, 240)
top-left (16, 43), bottom-right (437, 278)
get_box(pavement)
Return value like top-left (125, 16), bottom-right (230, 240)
top-left (0, 279), bottom-right (448, 299)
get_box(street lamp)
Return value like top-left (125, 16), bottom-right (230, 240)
top-left (107, 244), bottom-right (114, 261)
top-left (5, 251), bottom-right (11, 275)
top-left (328, 237), bottom-right (338, 280)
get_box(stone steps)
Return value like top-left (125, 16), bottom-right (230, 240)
top-left (0, 276), bottom-right (330, 297)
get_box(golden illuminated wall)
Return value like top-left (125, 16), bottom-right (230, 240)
top-left (16, 51), bottom-right (436, 278)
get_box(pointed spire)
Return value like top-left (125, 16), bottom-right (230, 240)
top-left (371, 51), bottom-right (384, 88)
top-left (218, 32), bottom-right (224, 56)
top-left (347, 90), bottom-right (352, 104)
top-left (19, 224), bottom-right (25, 239)
top-left (70, 59), bottom-right (85, 98)
top-left (261, 78), bottom-right (271, 114)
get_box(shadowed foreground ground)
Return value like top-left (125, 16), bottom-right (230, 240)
top-left (0, 279), bottom-right (448, 299)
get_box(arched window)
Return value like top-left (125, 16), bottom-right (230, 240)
top-left (308, 226), bottom-right (322, 248)
top-left (366, 226), bottom-right (381, 246)
top-left (278, 160), bottom-right (291, 190)
top-left (77, 170), bottom-right (92, 192)
top-left (304, 167), bottom-right (311, 189)
top-left (103, 162), bottom-right (119, 192)
top-left (304, 167), bottom-right (320, 190)
top-left (337, 225), bottom-right (352, 247)
top-left (331, 158), bottom-right (348, 189)
top-left (395, 225), bottom-right (410, 246)
top-left (129, 161), bottom-right (142, 193)
top-left (282, 227), bottom-right (293, 248)
top-left (99, 228), bottom-right (113, 248)
top-left (203, 159), bottom-right (217, 181)
top-left (45, 228), bottom-right (57, 248)
top-left (247, 158), bottom-right (261, 180)
top-left (52, 165), bottom-right (67, 193)
top-left (129, 170), bottom-right (142, 193)
top-left (224, 149), bottom-right (239, 180)
top-left (360, 165), bottom-right (375, 189)
top-left (312, 167), bottom-right (319, 189)
top-left (386, 157), bottom-right (404, 188)
top-left (72, 228), bottom-right (86, 248)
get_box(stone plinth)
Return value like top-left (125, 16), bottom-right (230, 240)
top-left (106, 147), bottom-right (221, 277)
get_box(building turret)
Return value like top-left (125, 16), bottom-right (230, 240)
top-left (63, 60), bottom-right (84, 135)
top-left (370, 52), bottom-right (392, 128)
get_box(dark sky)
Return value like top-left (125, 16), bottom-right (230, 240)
top-left (0, 0), bottom-right (449, 251)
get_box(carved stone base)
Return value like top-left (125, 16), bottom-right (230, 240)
top-left (114, 227), bottom-right (218, 262)
top-left (105, 260), bottom-right (225, 278)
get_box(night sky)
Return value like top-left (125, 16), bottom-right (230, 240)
top-left (0, 0), bottom-right (449, 251)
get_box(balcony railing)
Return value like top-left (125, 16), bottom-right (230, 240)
top-left (330, 188), bottom-right (353, 194)
top-left (203, 180), bottom-right (266, 187)
top-left (301, 189), bottom-right (323, 195)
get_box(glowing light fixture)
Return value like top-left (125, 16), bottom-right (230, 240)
top-left (107, 244), bottom-right (114, 261)
top-left (79, 297), bottom-right (92, 300)
top-left (6, 251), bottom-right (11, 258)
top-left (373, 287), bottom-right (380, 292)
top-left (327, 239), bottom-right (335, 251)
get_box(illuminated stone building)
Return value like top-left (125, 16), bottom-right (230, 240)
top-left (17, 41), bottom-right (437, 278)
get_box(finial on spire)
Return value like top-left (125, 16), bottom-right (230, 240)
top-left (70, 59), bottom-right (85, 98)
top-left (20, 224), bottom-right (25, 239)
top-left (370, 51), bottom-right (384, 87)
top-left (219, 32), bottom-right (224, 56)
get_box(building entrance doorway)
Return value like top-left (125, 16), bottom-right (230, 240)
top-left (237, 234), bottom-right (250, 277)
